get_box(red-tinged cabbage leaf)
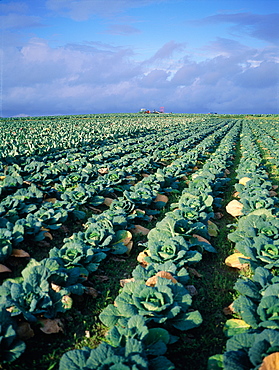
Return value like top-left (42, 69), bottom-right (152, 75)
top-left (132, 261), bottom-right (190, 286)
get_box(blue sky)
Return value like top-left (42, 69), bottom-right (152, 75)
top-left (1, 0), bottom-right (278, 116)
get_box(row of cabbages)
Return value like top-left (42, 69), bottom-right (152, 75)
top-left (0, 119), bottom-right (234, 272)
top-left (0, 114), bottom-right (214, 158)
top-left (248, 118), bottom-right (279, 179)
top-left (208, 121), bottom-right (279, 370)
top-left (58, 122), bottom-right (241, 369)
top-left (0, 118), bottom-right (231, 266)
top-left (0, 119), bottom-right (235, 365)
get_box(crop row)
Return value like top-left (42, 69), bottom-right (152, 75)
top-left (0, 118), bottom-right (235, 268)
top-left (0, 116), bottom-right (236, 367)
top-left (0, 115), bottom-right (222, 159)
top-left (208, 120), bottom-right (279, 370)
top-left (247, 119), bottom-right (279, 172)
top-left (58, 120), bottom-right (242, 369)
top-left (1, 115), bottom-right (278, 369)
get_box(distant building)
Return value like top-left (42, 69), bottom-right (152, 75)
top-left (139, 107), bottom-right (165, 114)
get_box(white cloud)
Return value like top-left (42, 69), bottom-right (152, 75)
top-left (2, 16), bottom-right (278, 116)
top-left (140, 69), bottom-right (170, 88)
top-left (146, 41), bottom-right (186, 62)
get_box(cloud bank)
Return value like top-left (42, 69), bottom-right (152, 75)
top-left (1, 2), bottom-right (279, 116)
top-left (4, 37), bottom-right (278, 116)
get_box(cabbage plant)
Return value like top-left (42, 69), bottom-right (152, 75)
top-left (0, 228), bottom-right (12, 263)
top-left (100, 277), bottom-right (202, 331)
top-left (49, 235), bottom-right (106, 276)
top-left (0, 306), bottom-right (26, 364)
top-left (0, 259), bottom-right (84, 322)
top-left (223, 329), bottom-right (279, 370)
top-left (106, 315), bottom-right (173, 357)
top-left (144, 235), bottom-right (203, 267)
top-left (232, 268), bottom-right (279, 330)
top-left (59, 338), bottom-right (175, 370)
top-left (132, 261), bottom-right (190, 286)
top-left (228, 214), bottom-right (279, 269)
top-left (177, 191), bottom-right (214, 223)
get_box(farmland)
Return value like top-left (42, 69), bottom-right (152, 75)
top-left (0, 113), bottom-right (279, 370)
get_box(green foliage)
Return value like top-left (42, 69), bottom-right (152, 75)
top-left (223, 329), bottom-right (279, 370)
top-left (0, 227), bottom-right (13, 263)
top-left (87, 209), bottom-right (128, 231)
top-left (145, 235), bottom-right (203, 266)
top-left (124, 184), bottom-right (157, 207)
top-left (100, 277), bottom-right (202, 331)
top-left (0, 259), bottom-right (83, 322)
top-left (83, 222), bottom-right (115, 251)
top-left (132, 261), bottom-right (190, 286)
top-left (61, 185), bottom-right (104, 206)
top-left (59, 338), bottom-right (175, 370)
top-left (207, 354), bottom-right (224, 370)
top-left (33, 202), bottom-right (69, 230)
top-left (228, 214), bottom-right (279, 269)
top-left (0, 307), bottom-right (26, 364)
top-left (49, 236), bottom-right (107, 276)
top-left (0, 114), bottom-right (277, 369)
top-left (106, 315), bottom-right (172, 356)
top-left (11, 214), bottom-right (46, 242)
top-left (177, 191), bottom-right (214, 223)
top-left (149, 211), bottom-right (210, 241)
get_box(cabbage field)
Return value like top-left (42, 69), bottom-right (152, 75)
top-left (0, 113), bottom-right (279, 370)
